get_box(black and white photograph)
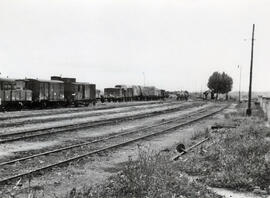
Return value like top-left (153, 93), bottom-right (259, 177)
top-left (0, 0), bottom-right (270, 197)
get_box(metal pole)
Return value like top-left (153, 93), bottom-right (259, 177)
top-left (246, 24), bottom-right (255, 116)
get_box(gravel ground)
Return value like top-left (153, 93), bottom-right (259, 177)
top-left (0, 102), bottom-right (180, 128)
top-left (0, 101), bottom-right (201, 135)
top-left (0, 101), bottom-right (171, 120)
top-left (0, 102), bottom-right (226, 198)
top-left (0, 141), bottom-right (58, 158)
top-left (211, 188), bottom-right (264, 198)
top-left (0, 102), bottom-right (211, 161)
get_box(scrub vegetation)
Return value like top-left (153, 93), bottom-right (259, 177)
top-left (65, 149), bottom-right (221, 198)
top-left (178, 117), bottom-right (270, 193)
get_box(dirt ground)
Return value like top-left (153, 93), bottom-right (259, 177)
top-left (0, 102), bottom-right (191, 134)
top-left (0, 102), bottom-right (209, 161)
top-left (4, 101), bottom-right (261, 198)
top-left (0, 102), bottom-right (229, 198)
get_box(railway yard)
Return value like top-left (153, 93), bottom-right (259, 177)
top-left (0, 99), bottom-right (238, 197)
top-left (2, 1), bottom-right (270, 197)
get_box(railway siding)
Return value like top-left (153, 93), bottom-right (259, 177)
top-left (0, 101), bottom-right (181, 128)
top-left (0, 102), bottom-right (204, 136)
top-left (0, 101), bottom-right (169, 121)
top-left (0, 104), bottom-right (228, 187)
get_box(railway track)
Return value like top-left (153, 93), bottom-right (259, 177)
top-left (0, 104), bottom-right (229, 186)
top-left (0, 108), bottom-right (208, 166)
top-left (0, 101), bottom-right (183, 128)
top-left (0, 102), bottom-right (204, 143)
top-left (0, 100), bottom-right (174, 121)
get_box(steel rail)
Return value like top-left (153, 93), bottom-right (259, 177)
top-left (0, 101), bottom-right (174, 121)
top-left (0, 103), bottom-right (203, 144)
top-left (0, 102), bottom-right (181, 128)
top-left (0, 109), bottom-right (208, 166)
top-left (0, 104), bottom-right (229, 185)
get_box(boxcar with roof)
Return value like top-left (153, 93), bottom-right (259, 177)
top-left (104, 87), bottom-right (124, 102)
top-left (115, 85), bottom-right (128, 101)
top-left (141, 86), bottom-right (156, 100)
top-left (24, 78), bottom-right (64, 108)
top-left (0, 77), bottom-right (32, 110)
top-left (51, 76), bottom-right (96, 106)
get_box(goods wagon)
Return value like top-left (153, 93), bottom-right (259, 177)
top-left (126, 85), bottom-right (142, 101)
top-left (154, 89), bottom-right (161, 98)
top-left (141, 86), bottom-right (156, 100)
top-left (104, 88), bottom-right (124, 102)
top-left (0, 77), bottom-right (16, 90)
top-left (126, 88), bottom-right (133, 101)
top-left (51, 76), bottom-right (96, 106)
top-left (160, 89), bottom-right (166, 99)
top-left (115, 85), bottom-right (128, 100)
top-left (0, 78), bottom-right (32, 110)
top-left (96, 89), bottom-right (101, 99)
top-left (0, 78), bottom-right (16, 107)
top-left (24, 79), bottom-right (64, 107)
top-left (132, 86), bottom-right (142, 98)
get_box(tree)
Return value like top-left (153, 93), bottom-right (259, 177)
top-left (207, 71), bottom-right (233, 100)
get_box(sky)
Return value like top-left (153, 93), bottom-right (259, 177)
top-left (0, 0), bottom-right (269, 92)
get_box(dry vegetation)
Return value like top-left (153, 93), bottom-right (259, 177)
top-left (65, 104), bottom-right (270, 197)
top-left (65, 149), bottom-right (221, 198)
top-left (9, 103), bottom-right (270, 197)
top-left (178, 117), bottom-right (270, 193)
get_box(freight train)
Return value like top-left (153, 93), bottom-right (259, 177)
top-left (0, 76), bottom-right (167, 110)
top-left (103, 85), bottom-right (166, 102)
top-left (0, 76), bottom-right (96, 110)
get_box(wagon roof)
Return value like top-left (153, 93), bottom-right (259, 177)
top-left (27, 78), bottom-right (64, 84)
top-left (104, 87), bottom-right (121, 90)
top-left (72, 82), bottom-right (90, 85)
top-left (0, 77), bottom-right (17, 81)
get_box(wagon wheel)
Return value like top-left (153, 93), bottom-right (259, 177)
top-left (41, 101), bottom-right (47, 109)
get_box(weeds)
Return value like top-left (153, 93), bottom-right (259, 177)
top-left (191, 128), bottom-right (209, 140)
top-left (66, 148), bottom-right (221, 198)
top-left (178, 120), bottom-right (270, 191)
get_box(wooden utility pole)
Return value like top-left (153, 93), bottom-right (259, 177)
top-left (246, 24), bottom-right (255, 116)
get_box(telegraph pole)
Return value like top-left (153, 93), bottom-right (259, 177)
top-left (246, 24), bottom-right (255, 116)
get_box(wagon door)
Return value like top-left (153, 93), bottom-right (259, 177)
top-left (89, 84), bottom-right (96, 101)
top-left (39, 82), bottom-right (45, 101)
top-left (60, 83), bottom-right (64, 101)
top-left (44, 82), bottom-right (49, 101)
top-left (82, 85), bottom-right (86, 100)
top-left (85, 85), bottom-right (90, 100)
top-left (78, 85), bottom-right (83, 100)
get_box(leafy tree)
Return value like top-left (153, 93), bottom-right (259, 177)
top-left (207, 71), bottom-right (233, 100)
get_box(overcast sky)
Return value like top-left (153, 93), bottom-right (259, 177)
top-left (0, 0), bottom-right (269, 92)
